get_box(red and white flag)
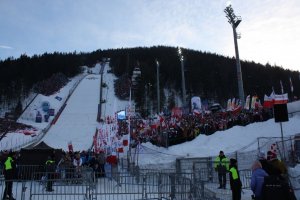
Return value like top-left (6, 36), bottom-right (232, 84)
top-left (274, 93), bottom-right (288, 104)
top-left (193, 109), bottom-right (201, 116)
top-left (263, 94), bottom-right (273, 108)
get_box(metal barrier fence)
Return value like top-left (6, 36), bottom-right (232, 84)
top-left (1, 165), bottom-right (217, 200)
top-left (2, 134), bottom-right (299, 200)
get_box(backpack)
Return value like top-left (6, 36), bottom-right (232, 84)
top-left (262, 175), bottom-right (296, 200)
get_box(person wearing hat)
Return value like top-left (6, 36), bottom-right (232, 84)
top-left (2, 151), bottom-right (16, 200)
top-left (258, 151), bottom-right (278, 176)
top-left (214, 151), bottom-right (229, 189)
top-left (267, 151), bottom-right (287, 176)
top-left (229, 158), bottom-right (242, 200)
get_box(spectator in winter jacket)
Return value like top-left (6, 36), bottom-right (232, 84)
top-left (229, 158), bottom-right (242, 200)
top-left (214, 150), bottom-right (229, 189)
top-left (98, 151), bottom-right (106, 177)
top-left (258, 151), bottom-right (279, 176)
top-left (106, 151), bottom-right (119, 184)
top-left (2, 151), bottom-right (16, 200)
top-left (57, 152), bottom-right (73, 179)
top-left (73, 152), bottom-right (83, 178)
top-left (251, 160), bottom-right (268, 200)
top-left (45, 156), bottom-right (56, 192)
top-left (267, 151), bottom-right (287, 176)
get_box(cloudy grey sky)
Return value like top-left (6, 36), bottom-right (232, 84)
top-left (0, 0), bottom-right (299, 71)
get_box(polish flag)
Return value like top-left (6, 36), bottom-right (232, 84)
top-left (274, 93), bottom-right (288, 104)
top-left (263, 94), bottom-right (273, 108)
top-left (193, 109), bottom-right (201, 116)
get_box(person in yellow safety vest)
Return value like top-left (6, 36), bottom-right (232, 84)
top-left (2, 152), bottom-right (16, 200)
top-left (45, 156), bottom-right (56, 192)
top-left (214, 150), bottom-right (229, 189)
top-left (229, 158), bottom-right (242, 200)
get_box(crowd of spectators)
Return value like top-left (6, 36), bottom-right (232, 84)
top-left (116, 107), bottom-right (273, 147)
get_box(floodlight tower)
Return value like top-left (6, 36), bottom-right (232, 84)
top-left (224, 4), bottom-right (245, 106)
top-left (178, 48), bottom-right (187, 107)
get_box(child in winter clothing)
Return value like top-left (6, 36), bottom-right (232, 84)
top-left (251, 160), bottom-right (268, 200)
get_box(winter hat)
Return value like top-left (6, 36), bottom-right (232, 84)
top-left (219, 151), bottom-right (224, 154)
top-left (258, 151), bottom-right (266, 159)
top-left (230, 158), bottom-right (237, 164)
top-left (267, 151), bottom-right (276, 160)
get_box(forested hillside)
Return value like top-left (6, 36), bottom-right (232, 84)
top-left (0, 46), bottom-right (299, 116)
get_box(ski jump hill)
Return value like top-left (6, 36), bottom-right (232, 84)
top-left (40, 61), bottom-right (128, 151)
top-left (40, 73), bottom-right (101, 151)
top-left (0, 61), bottom-right (129, 152)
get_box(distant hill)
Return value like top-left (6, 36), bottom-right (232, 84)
top-left (0, 46), bottom-right (299, 117)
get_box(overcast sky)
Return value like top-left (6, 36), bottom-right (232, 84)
top-left (1, 0), bottom-right (300, 71)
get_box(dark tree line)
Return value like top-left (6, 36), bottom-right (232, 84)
top-left (0, 46), bottom-right (299, 117)
top-left (106, 46), bottom-right (300, 115)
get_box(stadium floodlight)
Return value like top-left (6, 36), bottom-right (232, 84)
top-left (224, 5), bottom-right (245, 106)
top-left (178, 47), bottom-right (187, 107)
top-left (226, 1), bottom-right (232, 7)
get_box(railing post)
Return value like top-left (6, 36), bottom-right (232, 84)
top-left (170, 173), bottom-right (176, 200)
top-left (142, 175), bottom-right (147, 199)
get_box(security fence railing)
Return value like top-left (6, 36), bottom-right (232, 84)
top-left (1, 160), bottom-right (298, 200)
top-left (0, 164), bottom-right (222, 200)
top-left (2, 132), bottom-right (300, 200)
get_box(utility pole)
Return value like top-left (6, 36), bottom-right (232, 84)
top-left (224, 4), bottom-right (245, 106)
top-left (156, 59), bottom-right (160, 113)
top-left (178, 48), bottom-right (187, 107)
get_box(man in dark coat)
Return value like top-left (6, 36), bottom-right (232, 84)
top-left (2, 151), bottom-right (16, 200)
top-left (229, 158), bottom-right (242, 200)
top-left (45, 156), bottom-right (56, 192)
top-left (258, 151), bottom-right (280, 176)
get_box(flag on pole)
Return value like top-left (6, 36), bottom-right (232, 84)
top-left (244, 95), bottom-right (250, 110)
top-left (127, 87), bottom-right (132, 147)
top-left (274, 93), bottom-right (288, 104)
top-left (231, 98), bottom-right (236, 110)
top-left (227, 99), bottom-right (232, 111)
top-left (251, 95), bottom-right (257, 110)
top-left (290, 77), bottom-right (294, 93)
top-left (280, 80), bottom-right (284, 94)
top-left (263, 94), bottom-right (273, 108)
